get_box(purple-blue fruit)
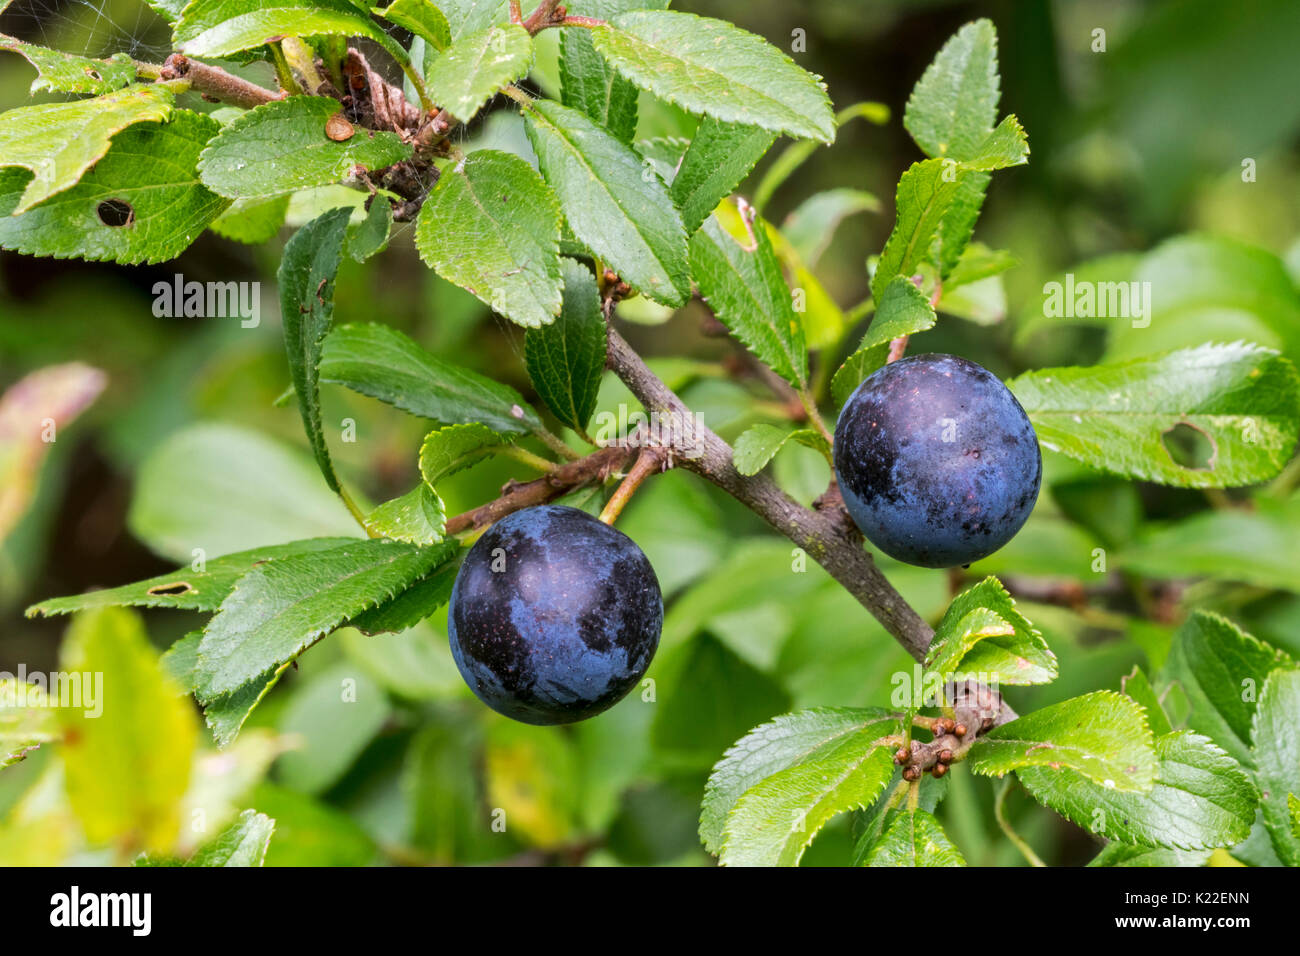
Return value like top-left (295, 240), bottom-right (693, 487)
top-left (833, 354), bottom-right (1041, 568)
top-left (448, 504), bottom-right (662, 725)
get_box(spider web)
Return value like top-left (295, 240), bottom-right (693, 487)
top-left (0, 0), bottom-right (174, 62)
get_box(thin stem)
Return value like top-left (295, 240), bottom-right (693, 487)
top-left (598, 446), bottom-right (665, 525)
top-left (605, 326), bottom-right (934, 659)
top-left (557, 16), bottom-right (607, 28)
top-left (532, 425), bottom-right (583, 461)
top-left (398, 59), bottom-right (435, 114)
top-left (995, 778), bottom-right (1046, 868)
top-left (498, 445), bottom-right (559, 474)
top-left (339, 486), bottom-right (379, 537)
top-left (269, 42), bottom-right (300, 95)
top-left (906, 777), bottom-right (920, 811)
top-left (798, 386), bottom-right (835, 453)
top-left (157, 54), bottom-right (280, 109)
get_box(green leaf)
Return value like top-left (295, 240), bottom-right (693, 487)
top-left (782, 188), bottom-right (879, 269)
top-left (439, 0), bottom-right (509, 41)
top-left (419, 422), bottom-right (506, 486)
top-left (367, 483), bottom-right (446, 545)
top-left (175, 0), bottom-right (412, 66)
top-left (0, 37), bottom-right (136, 95)
top-left (0, 110), bottom-right (228, 265)
top-left (320, 322), bottom-right (540, 434)
top-left (346, 197), bottom-right (392, 261)
top-left (198, 96), bottom-right (413, 200)
top-left (1122, 666), bottom-right (1173, 737)
top-left (1089, 843), bottom-right (1212, 867)
top-left (925, 577), bottom-right (1056, 687)
top-left (591, 11), bottom-right (835, 144)
top-left (27, 538), bottom-right (356, 617)
top-left (210, 194), bottom-right (290, 244)
top-left (1020, 732), bottom-right (1257, 850)
top-left (348, 550), bottom-right (460, 634)
top-left (1007, 342), bottom-right (1300, 488)
top-left (59, 608), bottom-right (198, 852)
top-left (375, 0), bottom-right (451, 51)
top-left (944, 241), bottom-right (1018, 290)
top-left (830, 275), bottom-right (936, 406)
top-left (968, 691), bottom-right (1156, 791)
top-left (0, 679), bottom-right (58, 767)
top-left (720, 740), bottom-right (895, 866)
top-left (279, 207), bottom-right (353, 493)
top-left (415, 149), bottom-right (563, 328)
top-left (871, 158), bottom-right (965, 302)
top-left (196, 539), bottom-right (447, 699)
top-left (935, 172), bottom-right (990, 279)
top-left (524, 258), bottom-right (606, 434)
top-left (670, 118), bottom-right (776, 235)
top-left (690, 213), bottom-right (807, 386)
top-left (128, 423), bottom-right (359, 564)
top-left (1161, 611), bottom-right (1290, 765)
top-left (863, 809), bottom-right (966, 866)
top-left (525, 98), bottom-right (689, 306)
top-left (904, 18), bottom-right (999, 161)
top-left (560, 27), bottom-right (637, 143)
top-left (426, 24), bottom-right (532, 122)
top-left (700, 707), bottom-right (899, 855)
top-left (0, 82), bottom-right (174, 214)
top-left (964, 114), bottom-right (1029, 171)
top-left (187, 809), bottom-right (275, 866)
top-left (203, 665), bottom-right (288, 748)
top-left (731, 424), bottom-right (822, 476)
top-left (1251, 667), bottom-right (1300, 866)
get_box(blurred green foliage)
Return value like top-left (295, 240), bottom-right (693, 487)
top-left (2, 0), bottom-right (1299, 866)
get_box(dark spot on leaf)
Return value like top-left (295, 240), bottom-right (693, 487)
top-left (84, 67), bottom-right (101, 81)
top-left (1161, 421), bottom-right (1217, 470)
top-left (147, 581), bottom-right (195, 597)
top-left (96, 199), bottom-right (133, 227)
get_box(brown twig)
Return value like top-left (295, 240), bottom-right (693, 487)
top-left (156, 54), bottom-right (282, 109)
top-left (444, 445), bottom-right (635, 536)
top-left (606, 326), bottom-right (934, 660)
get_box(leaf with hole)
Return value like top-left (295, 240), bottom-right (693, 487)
top-left (0, 82), bottom-right (174, 214)
top-left (670, 118), bottom-right (776, 235)
top-left (26, 538), bottom-right (357, 618)
top-left (1007, 342), bottom-right (1300, 488)
top-left (0, 38), bottom-right (136, 95)
top-left (0, 109), bottom-right (227, 265)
